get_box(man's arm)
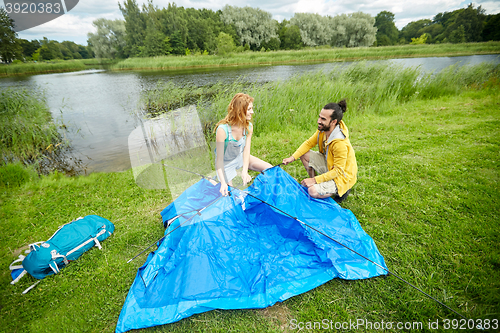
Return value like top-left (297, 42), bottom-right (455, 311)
top-left (282, 130), bottom-right (319, 164)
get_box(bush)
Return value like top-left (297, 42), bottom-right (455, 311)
top-left (0, 163), bottom-right (36, 187)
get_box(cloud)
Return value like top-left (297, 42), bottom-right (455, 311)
top-left (18, 14), bottom-right (95, 43)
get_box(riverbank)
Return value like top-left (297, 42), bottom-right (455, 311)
top-left (112, 41), bottom-right (500, 71)
top-left (1, 42), bottom-right (499, 78)
top-left (1, 63), bottom-right (499, 332)
top-left (0, 59), bottom-right (117, 77)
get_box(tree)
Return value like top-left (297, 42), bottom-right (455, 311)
top-left (184, 8), bottom-right (217, 53)
top-left (482, 13), bottom-right (500, 41)
top-left (330, 12), bottom-right (377, 47)
top-left (19, 39), bottom-right (41, 60)
top-left (259, 19), bottom-right (280, 51)
top-left (142, 19), bottom-right (172, 57)
top-left (77, 44), bottom-right (93, 59)
top-left (38, 38), bottom-right (63, 60)
top-left (374, 11), bottom-right (399, 46)
top-left (59, 42), bottom-right (73, 60)
top-left (119, 0), bottom-right (147, 57)
top-left (417, 23), bottom-right (444, 43)
top-left (431, 4), bottom-right (486, 43)
top-left (452, 4), bottom-right (485, 42)
top-left (61, 41), bottom-right (84, 59)
top-left (220, 5), bottom-right (279, 50)
top-left (400, 19), bottom-right (432, 43)
top-left (447, 25), bottom-right (466, 43)
top-left (0, 7), bottom-right (22, 63)
top-left (87, 18), bottom-right (126, 59)
top-left (215, 31), bottom-right (235, 55)
top-left (289, 13), bottom-right (330, 47)
top-left (410, 33), bottom-right (430, 44)
top-left (261, 37), bottom-right (280, 51)
top-left (280, 24), bottom-right (303, 49)
top-left (169, 30), bottom-right (186, 55)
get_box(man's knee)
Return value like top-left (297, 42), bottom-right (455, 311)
top-left (308, 185), bottom-right (333, 199)
top-left (308, 186), bottom-right (322, 199)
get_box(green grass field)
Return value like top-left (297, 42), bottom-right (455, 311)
top-left (0, 62), bottom-right (499, 332)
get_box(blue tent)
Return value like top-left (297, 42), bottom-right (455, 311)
top-left (116, 166), bottom-right (387, 333)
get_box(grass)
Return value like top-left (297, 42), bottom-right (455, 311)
top-left (112, 41), bottom-right (500, 71)
top-left (0, 63), bottom-right (499, 332)
top-left (0, 88), bottom-right (66, 168)
top-left (0, 59), bottom-right (117, 77)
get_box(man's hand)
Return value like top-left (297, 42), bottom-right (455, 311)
top-left (301, 177), bottom-right (317, 188)
top-left (282, 156), bottom-right (295, 165)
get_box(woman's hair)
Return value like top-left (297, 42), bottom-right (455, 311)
top-left (323, 99), bottom-right (347, 124)
top-left (216, 93), bottom-right (254, 130)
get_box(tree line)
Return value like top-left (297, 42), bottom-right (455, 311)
top-left (1, 2), bottom-right (499, 63)
top-left (376, 4), bottom-right (500, 45)
top-left (0, 8), bottom-right (94, 63)
top-left (88, 1), bottom-right (379, 58)
top-left (88, 1), bottom-right (500, 59)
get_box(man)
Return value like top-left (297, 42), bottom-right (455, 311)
top-left (282, 100), bottom-right (357, 201)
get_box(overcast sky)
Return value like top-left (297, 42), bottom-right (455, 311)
top-left (13, 0), bottom-right (500, 45)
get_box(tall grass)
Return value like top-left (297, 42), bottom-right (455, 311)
top-left (0, 59), bottom-right (117, 77)
top-left (112, 42), bottom-right (500, 71)
top-left (0, 89), bottom-right (64, 166)
top-left (144, 61), bottom-right (499, 142)
top-left (0, 60), bottom-right (86, 76)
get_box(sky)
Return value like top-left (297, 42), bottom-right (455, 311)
top-left (11, 0), bottom-right (500, 45)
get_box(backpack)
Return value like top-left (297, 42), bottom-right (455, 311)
top-left (9, 215), bottom-right (114, 293)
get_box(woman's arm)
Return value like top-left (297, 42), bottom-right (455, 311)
top-left (215, 126), bottom-right (228, 196)
top-left (241, 124), bottom-right (253, 185)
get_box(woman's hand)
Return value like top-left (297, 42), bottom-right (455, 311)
top-left (242, 172), bottom-right (252, 185)
top-left (219, 182), bottom-right (229, 196)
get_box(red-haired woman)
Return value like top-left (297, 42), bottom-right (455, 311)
top-left (215, 93), bottom-right (272, 196)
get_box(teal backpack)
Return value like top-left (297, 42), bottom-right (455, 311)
top-left (10, 215), bottom-right (114, 293)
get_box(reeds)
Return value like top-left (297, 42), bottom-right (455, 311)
top-left (0, 89), bottom-right (64, 165)
top-left (143, 61), bottom-right (499, 141)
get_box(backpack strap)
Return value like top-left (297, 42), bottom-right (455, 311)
top-left (49, 261), bottom-right (60, 274)
top-left (9, 256), bottom-right (25, 271)
top-left (66, 228), bottom-right (107, 257)
top-left (10, 255), bottom-right (27, 285)
top-left (10, 254), bottom-right (41, 293)
top-left (28, 241), bottom-right (44, 252)
top-left (51, 249), bottom-right (69, 265)
top-left (22, 281), bottom-right (41, 294)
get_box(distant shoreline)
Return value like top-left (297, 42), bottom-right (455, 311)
top-left (1, 42), bottom-right (499, 78)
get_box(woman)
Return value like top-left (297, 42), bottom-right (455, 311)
top-left (215, 93), bottom-right (272, 196)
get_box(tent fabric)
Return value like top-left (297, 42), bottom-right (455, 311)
top-left (116, 166), bottom-right (387, 333)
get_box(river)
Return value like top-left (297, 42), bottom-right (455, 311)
top-left (1, 54), bottom-right (499, 174)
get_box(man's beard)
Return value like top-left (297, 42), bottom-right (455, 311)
top-left (318, 123), bottom-right (331, 131)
